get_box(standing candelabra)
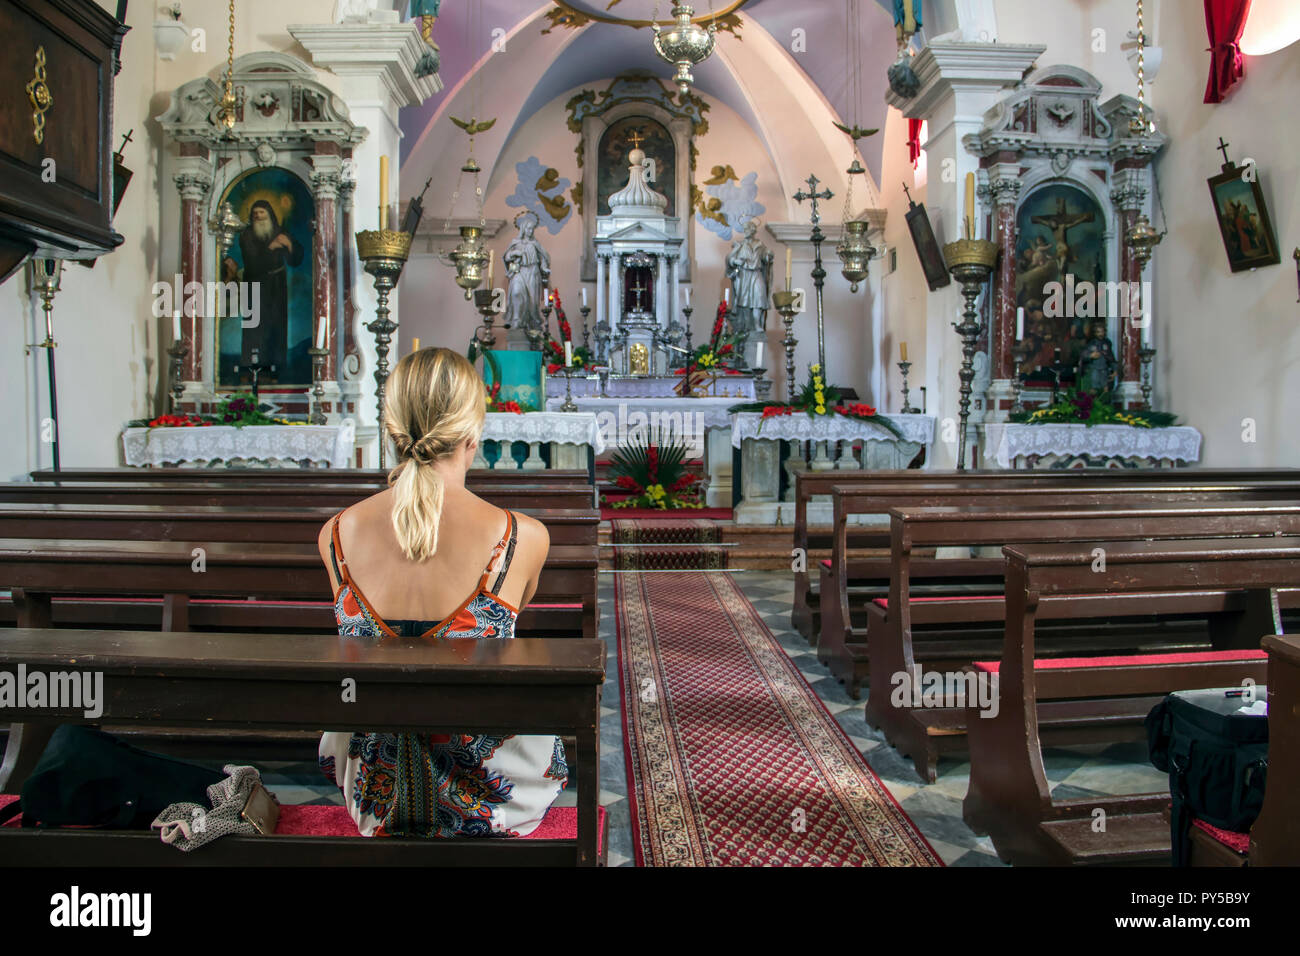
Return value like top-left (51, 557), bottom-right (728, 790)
top-left (554, 364), bottom-right (581, 412)
top-left (1009, 339), bottom-right (1035, 416)
top-left (771, 290), bottom-right (799, 402)
top-left (579, 304), bottom-right (592, 353)
top-left (1138, 345), bottom-right (1157, 411)
top-left (473, 288), bottom-right (499, 349)
top-left (530, 300), bottom-right (551, 352)
top-left (942, 237), bottom-right (998, 471)
top-left (308, 345), bottom-right (328, 424)
top-left (356, 228), bottom-right (413, 469)
top-left (897, 361), bottom-right (918, 414)
top-left (681, 305), bottom-right (694, 358)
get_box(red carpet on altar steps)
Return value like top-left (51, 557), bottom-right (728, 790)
top-left (617, 571), bottom-right (941, 866)
top-left (610, 518), bottom-right (728, 570)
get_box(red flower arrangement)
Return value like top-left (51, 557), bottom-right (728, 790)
top-left (147, 413), bottom-right (210, 428)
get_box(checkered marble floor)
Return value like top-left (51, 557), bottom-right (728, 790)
top-left (236, 570), bottom-right (1166, 867)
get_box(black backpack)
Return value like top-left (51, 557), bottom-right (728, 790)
top-left (0, 725), bottom-right (226, 829)
top-left (1146, 688), bottom-right (1269, 866)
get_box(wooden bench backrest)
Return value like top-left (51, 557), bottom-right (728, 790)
top-left (29, 468), bottom-right (592, 485)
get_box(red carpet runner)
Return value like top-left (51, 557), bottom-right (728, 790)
top-left (617, 571), bottom-right (941, 866)
top-left (610, 518), bottom-right (728, 570)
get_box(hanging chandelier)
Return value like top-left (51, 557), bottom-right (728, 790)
top-left (651, 2), bottom-right (717, 95)
top-left (215, 0), bottom-right (238, 135)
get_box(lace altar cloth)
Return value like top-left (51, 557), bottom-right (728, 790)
top-left (482, 412), bottom-right (607, 455)
top-left (982, 423), bottom-right (1203, 468)
top-left (544, 396), bottom-right (741, 431)
top-left (730, 412), bottom-right (935, 449)
top-left (122, 421), bottom-right (356, 469)
top-left (545, 374), bottom-right (756, 401)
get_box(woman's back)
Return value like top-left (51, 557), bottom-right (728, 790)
top-left (315, 347), bottom-right (563, 838)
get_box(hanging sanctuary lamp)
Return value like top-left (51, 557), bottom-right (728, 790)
top-left (650, 2), bottom-right (718, 96)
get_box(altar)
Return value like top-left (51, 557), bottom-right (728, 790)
top-left (122, 421), bottom-right (356, 469)
top-left (981, 423), bottom-right (1203, 469)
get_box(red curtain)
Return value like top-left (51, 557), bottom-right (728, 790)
top-left (907, 118), bottom-right (923, 168)
top-left (1203, 0), bottom-right (1253, 103)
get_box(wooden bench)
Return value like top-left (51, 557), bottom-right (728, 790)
top-left (789, 468), bottom-right (1300, 642)
top-left (871, 503), bottom-right (1300, 782)
top-left (0, 503), bottom-right (600, 547)
top-left (1248, 633), bottom-right (1300, 865)
top-left (963, 537), bottom-right (1300, 866)
top-left (30, 468), bottom-right (591, 486)
top-left (0, 481), bottom-right (596, 511)
top-left (0, 628), bottom-right (605, 866)
top-left (821, 481), bottom-right (1300, 696)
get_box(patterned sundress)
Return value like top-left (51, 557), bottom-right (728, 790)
top-left (318, 509), bottom-right (568, 837)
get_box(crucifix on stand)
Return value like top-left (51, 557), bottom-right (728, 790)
top-left (234, 349), bottom-right (276, 399)
top-left (630, 275), bottom-right (648, 312)
top-left (793, 173), bottom-right (834, 375)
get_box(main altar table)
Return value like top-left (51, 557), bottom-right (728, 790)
top-left (981, 423), bottom-right (1203, 469)
top-left (544, 374), bottom-right (756, 401)
top-left (121, 421), bottom-right (356, 469)
top-left (477, 411), bottom-right (605, 472)
top-left (730, 412), bottom-right (936, 524)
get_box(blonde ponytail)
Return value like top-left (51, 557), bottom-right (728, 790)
top-left (384, 347), bottom-right (486, 561)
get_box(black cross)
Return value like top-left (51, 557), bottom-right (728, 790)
top-left (793, 173), bottom-right (834, 227)
top-left (902, 182), bottom-right (915, 207)
top-left (116, 128), bottom-right (134, 160)
top-left (1216, 136), bottom-right (1231, 167)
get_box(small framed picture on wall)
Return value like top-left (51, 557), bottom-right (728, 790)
top-left (1207, 162), bottom-right (1281, 273)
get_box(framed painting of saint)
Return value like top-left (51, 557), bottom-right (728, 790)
top-left (1207, 164), bottom-right (1280, 273)
top-left (216, 167), bottom-right (314, 388)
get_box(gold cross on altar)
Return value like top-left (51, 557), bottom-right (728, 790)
top-left (627, 129), bottom-right (645, 149)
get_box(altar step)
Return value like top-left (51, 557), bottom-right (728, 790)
top-left (597, 522), bottom-right (892, 571)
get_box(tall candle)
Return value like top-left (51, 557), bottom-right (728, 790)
top-left (964, 172), bottom-right (975, 239)
top-left (412, 337), bottom-right (420, 352)
top-left (487, 254), bottom-right (494, 289)
top-left (378, 155), bottom-right (389, 231)
top-left (173, 310), bottom-right (182, 342)
top-left (581, 288), bottom-right (587, 308)
top-left (724, 288), bottom-right (730, 306)
top-left (1016, 306), bottom-right (1025, 339)
top-left (316, 315), bottom-right (327, 349)
top-left (684, 287), bottom-right (691, 307)
top-left (564, 341), bottom-right (572, 367)
top-left (900, 341), bottom-right (908, 363)
top-left (754, 341), bottom-right (764, 368)
top-left (785, 247), bottom-right (792, 290)
top-left (542, 286), bottom-right (549, 306)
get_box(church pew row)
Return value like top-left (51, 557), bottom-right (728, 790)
top-left (0, 481), bottom-right (595, 511)
top-left (0, 628), bottom-right (606, 866)
top-left (29, 468), bottom-right (592, 485)
top-left (0, 503), bottom-right (600, 547)
top-left (962, 537), bottom-right (1300, 866)
top-left (819, 481), bottom-right (1300, 696)
top-left (868, 502), bottom-right (1300, 782)
top-left (1248, 634), bottom-right (1300, 865)
top-left (789, 468), bottom-right (1300, 643)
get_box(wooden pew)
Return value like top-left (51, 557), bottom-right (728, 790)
top-left (821, 481), bottom-right (1300, 696)
top-left (0, 503), bottom-right (600, 547)
top-left (29, 468), bottom-right (592, 485)
top-left (872, 503), bottom-right (1300, 782)
top-left (963, 537), bottom-right (1300, 866)
top-left (0, 628), bottom-right (605, 866)
top-left (790, 468), bottom-right (1300, 643)
top-left (1247, 634), bottom-right (1300, 865)
top-left (0, 481), bottom-right (596, 511)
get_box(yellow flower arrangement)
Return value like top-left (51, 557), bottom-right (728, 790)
top-left (697, 351), bottom-right (717, 369)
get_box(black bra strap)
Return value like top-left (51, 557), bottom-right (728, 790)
top-left (489, 512), bottom-right (518, 596)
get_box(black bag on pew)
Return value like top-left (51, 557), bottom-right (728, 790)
top-left (1146, 688), bottom-right (1269, 866)
top-left (0, 725), bottom-right (226, 829)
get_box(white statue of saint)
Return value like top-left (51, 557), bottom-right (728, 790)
top-left (502, 211), bottom-right (551, 339)
top-left (725, 219), bottom-right (773, 336)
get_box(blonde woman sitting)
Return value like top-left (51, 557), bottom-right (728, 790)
top-left (317, 347), bottom-right (563, 837)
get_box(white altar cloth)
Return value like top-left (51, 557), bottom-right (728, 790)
top-left (122, 421), bottom-right (356, 469)
top-left (544, 374), bottom-right (756, 401)
top-left (544, 395), bottom-right (741, 432)
top-left (982, 423), bottom-right (1203, 469)
top-left (482, 412), bottom-right (606, 456)
top-left (730, 412), bottom-right (935, 449)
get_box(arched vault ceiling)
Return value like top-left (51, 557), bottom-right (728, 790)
top-left (399, 0), bottom-right (899, 186)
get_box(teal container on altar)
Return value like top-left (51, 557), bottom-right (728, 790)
top-left (483, 349), bottom-right (544, 412)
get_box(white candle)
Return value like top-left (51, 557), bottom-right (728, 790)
top-left (542, 286), bottom-right (549, 305)
top-left (1016, 307), bottom-right (1025, 340)
top-left (684, 287), bottom-right (691, 307)
top-left (754, 342), bottom-right (764, 368)
top-left (724, 288), bottom-right (730, 306)
top-left (316, 315), bottom-right (327, 349)
top-left (564, 341), bottom-right (572, 367)
top-left (581, 288), bottom-right (587, 308)
top-left (173, 310), bottom-right (182, 342)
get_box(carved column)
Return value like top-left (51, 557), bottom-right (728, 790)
top-left (311, 157), bottom-right (343, 384)
top-left (174, 167), bottom-right (212, 385)
top-left (1111, 167), bottom-right (1148, 386)
top-left (985, 162), bottom-right (1023, 382)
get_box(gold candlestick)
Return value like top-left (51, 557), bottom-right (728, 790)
top-left (355, 228), bottom-right (413, 468)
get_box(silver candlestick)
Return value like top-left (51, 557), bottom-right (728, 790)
top-left (555, 364), bottom-right (581, 412)
top-left (1010, 339), bottom-right (1035, 416)
top-left (772, 289), bottom-right (799, 402)
top-left (1138, 345), bottom-right (1157, 411)
top-left (308, 345), bottom-right (328, 424)
top-left (579, 304), bottom-right (592, 352)
top-left (898, 360), bottom-right (918, 414)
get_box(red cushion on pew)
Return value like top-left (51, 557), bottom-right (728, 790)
top-left (871, 594), bottom-right (1002, 609)
top-left (1192, 817), bottom-right (1250, 855)
top-left (973, 649), bottom-right (1268, 674)
top-left (1, 794), bottom-right (603, 848)
top-left (821, 559), bottom-right (831, 569)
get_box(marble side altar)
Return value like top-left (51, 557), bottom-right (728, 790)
top-left (981, 423), bottom-right (1202, 469)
